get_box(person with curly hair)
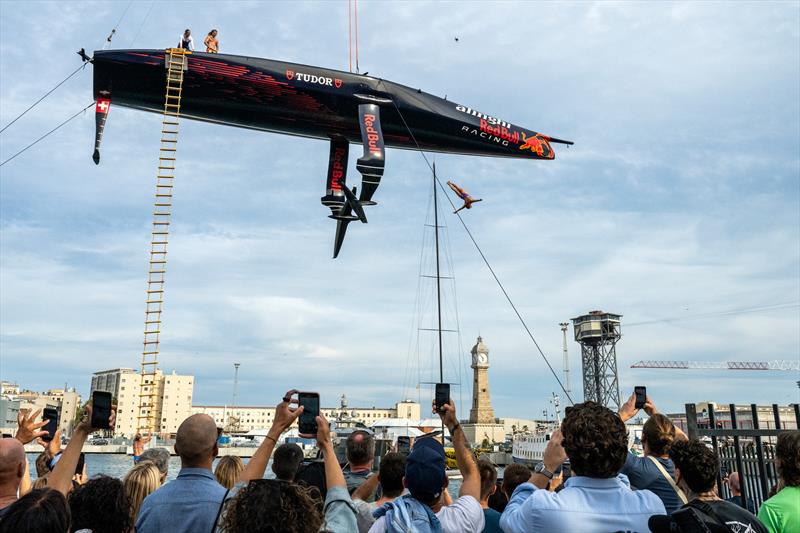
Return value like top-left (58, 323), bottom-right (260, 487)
top-left (619, 390), bottom-right (688, 513)
top-left (124, 462), bottom-right (162, 524)
top-left (69, 475), bottom-right (132, 533)
top-left (0, 488), bottom-right (70, 533)
top-left (655, 439), bottom-right (767, 533)
top-left (758, 431), bottom-right (800, 533)
top-left (214, 456), bottom-right (244, 490)
top-left (500, 401), bottom-right (666, 533)
top-left (216, 390), bottom-right (356, 532)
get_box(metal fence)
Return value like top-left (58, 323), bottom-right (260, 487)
top-left (685, 403), bottom-right (799, 512)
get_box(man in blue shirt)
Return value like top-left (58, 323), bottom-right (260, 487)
top-left (500, 402), bottom-right (666, 533)
top-left (136, 414), bottom-right (227, 532)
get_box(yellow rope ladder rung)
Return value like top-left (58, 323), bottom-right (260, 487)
top-left (137, 48), bottom-right (188, 437)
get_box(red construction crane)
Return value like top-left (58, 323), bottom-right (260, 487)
top-left (631, 360), bottom-right (799, 371)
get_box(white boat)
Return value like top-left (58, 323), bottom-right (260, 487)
top-left (511, 430), bottom-right (551, 468)
top-left (512, 422), bottom-right (645, 468)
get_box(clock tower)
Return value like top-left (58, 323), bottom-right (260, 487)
top-left (469, 336), bottom-right (495, 424)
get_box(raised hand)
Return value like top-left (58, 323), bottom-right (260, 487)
top-left (643, 395), bottom-right (658, 417)
top-left (543, 429), bottom-right (568, 473)
top-left (434, 398), bottom-right (459, 433)
top-left (76, 405), bottom-right (117, 434)
top-left (272, 389), bottom-right (304, 435)
top-left (37, 429), bottom-right (62, 456)
top-left (619, 392), bottom-right (639, 422)
top-left (316, 413), bottom-right (332, 450)
top-left (15, 409), bottom-right (49, 444)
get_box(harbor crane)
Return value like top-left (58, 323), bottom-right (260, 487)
top-left (631, 360), bottom-right (799, 371)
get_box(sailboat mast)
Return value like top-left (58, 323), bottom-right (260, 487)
top-left (433, 164), bottom-right (444, 383)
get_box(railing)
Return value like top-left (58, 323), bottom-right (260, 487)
top-left (685, 402), bottom-right (800, 512)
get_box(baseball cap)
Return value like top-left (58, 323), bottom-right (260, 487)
top-left (405, 437), bottom-right (446, 500)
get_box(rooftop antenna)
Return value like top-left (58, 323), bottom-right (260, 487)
top-left (232, 363), bottom-right (241, 409)
top-left (559, 322), bottom-right (571, 394)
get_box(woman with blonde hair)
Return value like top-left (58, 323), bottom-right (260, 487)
top-left (215, 456), bottom-right (244, 489)
top-left (123, 461), bottom-right (161, 523)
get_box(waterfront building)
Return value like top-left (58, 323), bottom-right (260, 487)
top-left (91, 368), bottom-right (194, 438)
top-left (192, 399), bottom-right (421, 433)
top-left (668, 403), bottom-right (799, 432)
top-left (0, 397), bottom-right (20, 434)
top-left (0, 381), bottom-right (19, 397)
top-left (462, 336), bottom-right (506, 445)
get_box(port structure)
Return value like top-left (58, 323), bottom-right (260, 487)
top-left (137, 48), bottom-right (190, 436)
top-left (631, 360), bottom-right (799, 371)
top-left (571, 311), bottom-right (622, 410)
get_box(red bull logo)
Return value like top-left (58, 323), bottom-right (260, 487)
top-left (330, 147), bottom-right (346, 191)
top-left (363, 114), bottom-right (382, 155)
top-left (519, 132), bottom-right (552, 157)
top-left (479, 119), bottom-right (520, 145)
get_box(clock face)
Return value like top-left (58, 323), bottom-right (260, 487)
top-left (478, 353), bottom-right (488, 365)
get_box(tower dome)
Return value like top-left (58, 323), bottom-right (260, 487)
top-left (471, 336), bottom-right (489, 356)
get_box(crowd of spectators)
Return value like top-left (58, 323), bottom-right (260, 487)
top-left (0, 389), bottom-right (796, 533)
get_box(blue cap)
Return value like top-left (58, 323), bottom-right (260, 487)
top-left (405, 437), bottom-right (446, 500)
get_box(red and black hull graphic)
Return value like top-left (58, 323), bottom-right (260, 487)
top-left (91, 49), bottom-right (569, 161)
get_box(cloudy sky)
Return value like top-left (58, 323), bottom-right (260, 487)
top-left (1, 1), bottom-right (798, 419)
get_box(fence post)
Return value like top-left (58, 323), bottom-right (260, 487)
top-left (709, 404), bottom-right (723, 494)
top-left (686, 403), bottom-right (698, 440)
top-left (751, 404), bottom-right (769, 507)
top-left (729, 403), bottom-right (748, 511)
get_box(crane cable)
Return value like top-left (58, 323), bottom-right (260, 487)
top-left (354, 0), bottom-right (360, 74)
top-left (348, 0), bottom-right (352, 72)
top-left (0, 1), bottom-right (133, 159)
top-left (387, 96), bottom-right (575, 405)
top-left (0, 102), bottom-right (94, 168)
top-left (0, 63), bottom-right (88, 134)
top-left (102, 0), bottom-right (134, 50)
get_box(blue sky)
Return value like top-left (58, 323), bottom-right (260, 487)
top-left (1, 1), bottom-right (798, 419)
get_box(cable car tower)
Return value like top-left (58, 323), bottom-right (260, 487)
top-left (571, 311), bottom-right (622, 410)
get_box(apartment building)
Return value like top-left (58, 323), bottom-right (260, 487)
top-left (91, 368), bottom-right (193, 438)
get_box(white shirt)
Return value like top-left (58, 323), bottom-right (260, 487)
top-left (368, 495), bottom-right (484, 533)
top-left (178, 34), bottom-right (194, 51)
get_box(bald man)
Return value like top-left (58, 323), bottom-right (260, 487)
top-left (136, 414), bottom-right (227, 533)
top-left (0, 439), bottom-right (27, 517)
top-left (725, 471), bottom-right (756, 514)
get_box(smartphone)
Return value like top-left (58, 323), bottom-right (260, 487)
top-left (75, 452), bottom-right (86, 476)
top-left (397, 436), bottom-right (411, 455)
top-left (634, 386), bottom-right (646, 410)
top-left (42, 407), bottom-right (59, 443)
top-left (91, 390), bottom-right (112, 429)
top-left (298, 392), bottom-right (320, 435)
top-left (435, 383), bottom-right (450, 413)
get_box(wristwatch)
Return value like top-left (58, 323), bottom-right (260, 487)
top-left (534, 462), bottom-right (554, 479)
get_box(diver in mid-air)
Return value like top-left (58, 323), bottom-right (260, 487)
top-left (447, 181), bottom-right (482, 214)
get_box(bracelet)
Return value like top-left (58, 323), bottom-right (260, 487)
top-left (450, 423), bottom-right (460, 434)
top-left (265, 434), bottom-right (278, 445)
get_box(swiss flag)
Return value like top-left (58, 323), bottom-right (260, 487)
top-left (96, 99), bottom-right (111, 114)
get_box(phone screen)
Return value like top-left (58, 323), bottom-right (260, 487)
top-left (634, 386), bottom-right (646, 409)
top-left (435, 383), bottom-right (450, 413)
top-left (91, 391), bottom-right (112, 429)
top-left (298, 392), bottom-right (320, 435)
top-left (397, 436), bottom-right (411, 455)
top-left (42, 408), bottom-right (59, 443)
